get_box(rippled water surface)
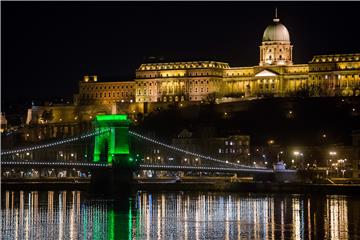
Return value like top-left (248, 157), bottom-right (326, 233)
top-left (1, 190), bottom-right (360, 239)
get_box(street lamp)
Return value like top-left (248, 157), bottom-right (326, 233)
top-left (328, 151), bottom-right (337, 168)
top-left (293, 151), bottom-right (303, 169)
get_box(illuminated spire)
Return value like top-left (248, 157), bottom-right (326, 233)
top-left (273, 7), bottom-right (280, 22)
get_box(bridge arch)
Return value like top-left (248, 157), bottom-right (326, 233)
top-left (93, 114), bottom-right (133, 166)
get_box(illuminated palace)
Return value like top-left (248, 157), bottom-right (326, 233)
top-left (77, 13), bottom-right (360, 109)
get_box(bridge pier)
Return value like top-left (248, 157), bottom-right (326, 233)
top-left (90, 114), bottom-right (137, 195)
top-left (90, 166), bottom-right (135, 195)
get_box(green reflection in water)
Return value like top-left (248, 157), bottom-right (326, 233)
top-left (83, 206), bottom-right (87, 240)
top-left (94, 208), bottom-right (102, 240)
top-left (108, 209), bottom-right (115, 240)
top-left (129, 200), bottom-right (133, 240)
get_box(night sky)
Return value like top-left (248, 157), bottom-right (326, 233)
top-left (2, 2), bottom-right (360, 104)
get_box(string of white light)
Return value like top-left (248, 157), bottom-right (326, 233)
top-left (1, 161), bottom-right (109, 167)
top-left (129, 131), bottom-right (265, 169)
top-left (139, 164), bottom-right (272, 173)
top-left (1, 129), bottom-right (111, 156)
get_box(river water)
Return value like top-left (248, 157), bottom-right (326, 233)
top-left (1, 190), bottom-right (360, 239)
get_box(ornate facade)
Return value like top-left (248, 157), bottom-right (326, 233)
top-left (77, 14), bottom-right (360, 107)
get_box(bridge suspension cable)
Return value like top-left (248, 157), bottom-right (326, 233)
top-left (1, 129), bottom-right (111, 156)
top-left (129, 131), bottom-right (265, 169)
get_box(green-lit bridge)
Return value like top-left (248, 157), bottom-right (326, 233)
top-left (1, 114), bottom-right (296, 192)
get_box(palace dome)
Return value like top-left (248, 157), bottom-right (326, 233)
top-left (262, 18), bottom-right (290, 42)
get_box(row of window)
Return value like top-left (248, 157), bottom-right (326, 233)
top-left (226, 72), bottom-right (253, 76)
top-left (259, 84), bottom-right (276, 90)
top-left (266, 55), bottom-right (286, 60)
top-left (81, 92), bottom-right (134, 99)
top-left (190, 88), bottom-right (209, 93)
top-left (311, 74), bottom-right (360, 80)
top-left (138, 72), bottom-right (224, 78)
top-left (267, 48), bottom-right (289, 53)
top-left (313, 56), bottom-right (360, 63)
top-left (140, 63), bottom-right (229, 71)
top-left (136, 95), bottom-right (207, 102)
top-left (218, 148), bottom-right (248, 154)
top-left (225, 141), bottom-right (249, 146)
top-left (311, 65), bottom-right (359, 71)
top-left (136, 80), bottom-right (215, 87)
top-left (81, 85), bottom-right (133, 91)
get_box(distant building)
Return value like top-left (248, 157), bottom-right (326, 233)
top-left (76, 12), bottom-right (360, 112)
top-left (24, 12), bottom-right (360, 131)
top-left (172, 129), bottom-right (251, 166)
top-left (0, 113), bottom-right (8, 133)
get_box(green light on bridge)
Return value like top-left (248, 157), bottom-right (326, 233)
top-left (93, 114), bottom-right (132, 165)
top-left (96, 114), bottom-right (128, 122)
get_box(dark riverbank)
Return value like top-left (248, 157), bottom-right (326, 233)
top-left (2, 180), bottom-right (360, 195)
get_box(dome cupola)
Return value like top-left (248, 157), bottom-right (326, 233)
top-left (259, 9), bottom-right (293, 66)
top-left (262, 20), bottom-right (290, 42)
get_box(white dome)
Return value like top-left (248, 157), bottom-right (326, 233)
top-left (262, 19), bottom-right (290, 42)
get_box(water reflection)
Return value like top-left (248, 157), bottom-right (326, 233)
top-left (1, 191), bottom-right (360, 239)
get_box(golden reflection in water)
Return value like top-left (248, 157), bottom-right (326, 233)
top-left (237, 199), bottom-right (241, 240)
top-left (195, 194), bottom-right (200, 240)
top-left (48, 191), bottom-right (54, 239)
top-left (292, 197), bottom-right (301, 240)
top-left (307, 198), bottom-right (311, 240)
top-left (33, 191), bottom-right (39, 239)
top-left (2, 191), bottom-right (85, 239)
top-left (326, 196), bottom-right (349, 240)
top-left (145, 193), bottom-right (150, 240)
top-left (271, 197), bottom-right (275, 239)
top-left (184, 195), bottom-right (189, 240)
top-left (19, 191), bottom-right (24, 240)
top-left (2, 191), bottom-right (356, 240)
top-left (162, 194), bottom-right (166, 239)
top-left (281, 200), bottom-right (285, 240)
top-left (157, 195), bottom-right (161, 240)
top-left (136, 193), bottom-right (282, 240)
top-left (70, 191), bottom-right (76, 240)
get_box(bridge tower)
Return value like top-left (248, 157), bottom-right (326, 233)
top-left (91, 114), bottom-right (136, 194)
top-left (93, 114), bottom-right (134, 167)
